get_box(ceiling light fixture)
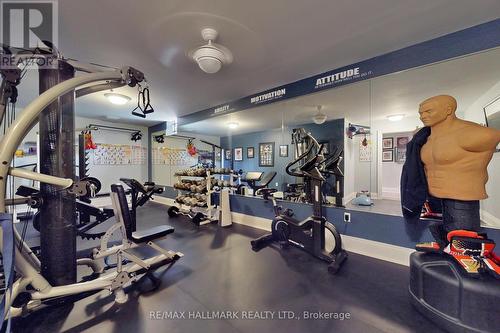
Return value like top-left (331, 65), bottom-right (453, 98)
top-left (227, 122), bottom-right (239, 129)
top-left (313, 105), bottom-right (327, 124)
top-left (104, 92), bottom-right (131, 105)
top-left (387, 114), bottom-right (405, 122)
top-left (189, 28), bottom-right (233, 74)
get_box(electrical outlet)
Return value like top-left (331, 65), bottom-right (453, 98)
top-left (275, 182), bottom-right (279, 187)
top-left (344, 212), bottom-right (351, 223)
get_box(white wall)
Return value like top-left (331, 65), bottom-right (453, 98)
top-left (379, 131), bottom-right (414, 199)
top-left (346, 116), bottom-right (422, 201)
top-left (463, 80), bottom-right (500, 228)
top-left (75, 117), bottom-right (148, 193)
top-left (346, 122), bottom-right (414, 200)
top-left (372, 115), bottom-right (421, 199)
top-left (371, 115), bottom-right (421, 134)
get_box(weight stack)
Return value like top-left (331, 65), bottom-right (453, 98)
top-left (38, 60), bottom-right (77, 286)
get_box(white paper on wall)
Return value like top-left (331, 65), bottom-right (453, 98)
top-left (359, 137), bottom-right (372, 162)
top-left (93, 143), bottom-right (146, 165)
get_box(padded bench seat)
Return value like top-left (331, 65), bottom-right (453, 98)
top-left (112, 183), bottom-right (175, 244)
top-left (131, 225), bottom-right (174, 243)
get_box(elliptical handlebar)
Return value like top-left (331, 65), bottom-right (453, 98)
top-left (285, 141), bottom-right (314, 177)
top-left (320, 146), bottom-right (343, 175)
top-left (286, 130), bottom-right (324, 180)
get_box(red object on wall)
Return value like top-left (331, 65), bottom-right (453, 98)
top-left (84, 132), bottom-right (97, 150)
top-left (187, 139), bottom-right (197, 156)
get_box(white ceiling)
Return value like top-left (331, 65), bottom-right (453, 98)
top-left (179, 47), bottom-right (500, 136)
top-left (12, 0), bottom-right (500, 126)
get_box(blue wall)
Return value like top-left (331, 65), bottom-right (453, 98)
top-left (220, 119), bottom-right (345, 190)
top-left (228, 195), bottom-right (500, 248)
top-left (161, 188), bottom-right (500, 248)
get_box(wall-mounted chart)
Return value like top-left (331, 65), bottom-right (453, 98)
top-left (359, 137), bottom-right (372, 162)
top-left (93, 143), bottom-right (147, 165)
top-left (152, 147), bottom-right (198, 166)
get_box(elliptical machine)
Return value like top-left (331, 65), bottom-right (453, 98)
top-left (250, 129), bottom-right (348, 274)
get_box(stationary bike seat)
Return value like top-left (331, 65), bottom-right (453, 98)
top-left (256, 188), bottom-right (277, 200)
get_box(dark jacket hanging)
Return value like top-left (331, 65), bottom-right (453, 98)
top-left (400, 126), bottom-right (431, 221)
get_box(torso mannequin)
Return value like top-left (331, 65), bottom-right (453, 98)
top-left (420, 120), bottom-right (497, 200)
top-left (418, 95), bottom-right (500, 245)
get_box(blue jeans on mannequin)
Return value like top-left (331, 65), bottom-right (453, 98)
top-left (429, 199), bottom-right (480, 248)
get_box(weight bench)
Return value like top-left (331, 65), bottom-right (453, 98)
top-left (91, 184), bottom-right (182, 274)
top-left (112, 183), bottom-right (174, 243)
top-left (119, 178), bottom-right (164, 207)
top-left (238, 171), bottom-right (277, 196)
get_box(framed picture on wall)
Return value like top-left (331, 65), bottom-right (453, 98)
top-left (247, 147), bottom-right (254, 158)
top-left (234, 147), bottom-right (243, 161)
top-left (382, 137), bottom-right (394, 149)
top-left (279, 145), bottom-right (288, 157)
top-left (259, 142), bottom-right (274, 167)
top-left (396, 137), bottom-right (409, 149)
top-left (382, 150), bottom-right (393, 162)
top-left (395, 137), bottom-right (409, 163)
top-left (225, 149), bottom-right (232, 160)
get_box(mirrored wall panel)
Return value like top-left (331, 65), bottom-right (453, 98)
top-left (156, 46), bottom-right (500, 228)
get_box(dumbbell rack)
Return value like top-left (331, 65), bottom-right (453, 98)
top-left (173, 170), bottom-right (214, 225)
top-left (172, 169), bottom-right (238, 225)
top-left (210, 171), bottom-right (240, 193)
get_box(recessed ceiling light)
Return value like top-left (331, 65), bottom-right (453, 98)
top-left (387, 114), bottom-right (405, 122)
top-left (227, 122), bottom-right (239, 129)
top-left (104, 93), bottom-right (131, 105)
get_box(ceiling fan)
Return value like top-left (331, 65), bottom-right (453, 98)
top-left (293, 105), bottom-right (328, 125)
top-left (188, 28), bottom-right (233, 74)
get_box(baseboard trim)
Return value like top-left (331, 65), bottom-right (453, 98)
top-left (232, 212), bottom-right (272, 231)
top-left (381, 189), bottom-right (400, 200)
top-left (340, 235), bottom-right (413, 266)
top-left (480, 209), bottom-right (500, 229)
top-left (152, 196), bottom-right (176, 206)
top-left (152, 200), bottom-right (413, 266)
top-left (231, 212), bottom-right (413, 266)
top-left (344, 192), bottom-right (356, 205)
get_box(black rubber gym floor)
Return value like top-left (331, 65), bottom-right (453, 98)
top-left (10, 202), bottom-right (444, 333)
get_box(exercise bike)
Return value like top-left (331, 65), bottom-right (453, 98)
top-left (250, 132), bottom-right (347, 274)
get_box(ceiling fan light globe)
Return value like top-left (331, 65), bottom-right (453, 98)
top-left (313, 113), bottom-right (327, 124)
top-left (197, 57), bottom-right (222, 74)
top-left (190, 29), bottom-right (232, 74)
